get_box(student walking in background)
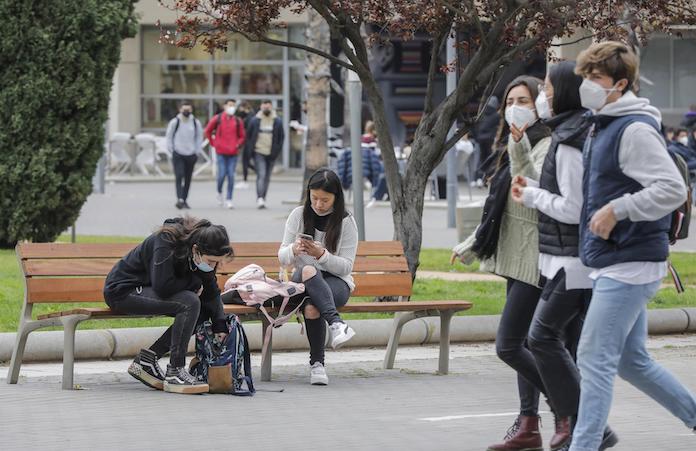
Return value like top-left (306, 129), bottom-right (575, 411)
top-left (245, 100), bottom-right (284, 209)
top-left (166, 101), bottom-right (203, 210)
top-left (205, 99), bottom-right (246, 209)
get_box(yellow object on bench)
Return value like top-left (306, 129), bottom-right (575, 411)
top-left (8, 241), bottom-right (473, 389)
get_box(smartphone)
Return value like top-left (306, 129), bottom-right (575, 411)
top-left (297, 233), bottom-right (314, 241)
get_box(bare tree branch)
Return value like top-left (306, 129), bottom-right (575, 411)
top-left (424, 29), bottom-right (449, 115)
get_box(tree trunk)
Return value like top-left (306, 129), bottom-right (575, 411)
top-left (303, 10), bottom-right (331, 184)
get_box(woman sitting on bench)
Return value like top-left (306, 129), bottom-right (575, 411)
top-left (278, 168), bottom-right (358, 386)
top-left (103, 217), bottom-right (234, 394)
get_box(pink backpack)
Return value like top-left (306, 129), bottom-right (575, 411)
top-left (223, 264), bottom-right (306, 359)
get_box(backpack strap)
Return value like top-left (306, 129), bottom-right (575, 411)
top-left (215, 113), bottom-right (223, 138)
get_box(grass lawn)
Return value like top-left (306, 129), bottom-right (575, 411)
top-left (0, 237), bottom-right (694, 332)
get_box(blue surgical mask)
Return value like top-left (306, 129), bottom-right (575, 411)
top-left (193, 251), bottom-right (215, 272)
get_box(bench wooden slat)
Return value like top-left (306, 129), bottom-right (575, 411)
top-left (26, 272), bottom-right (413, 304)
top-left (35, 300), bottom-right (473, 320)
top-left (17, 241), bottom-right (405, 259)
top-left (22, 256), bottom-right (410, 277)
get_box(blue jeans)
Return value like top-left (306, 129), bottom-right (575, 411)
top-left (216, 154), bottom-right (238, 200)
top-left (570, 277), bottom-right (696, 451)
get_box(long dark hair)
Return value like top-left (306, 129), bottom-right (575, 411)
top-left (158, 216), bottom-right (234, 261)
top-left (548, 61), bottom-right (584, 115)
top-left (302, 168), bottom-right (346, 253)
top-left (492, 75), bottom-right (549, 173)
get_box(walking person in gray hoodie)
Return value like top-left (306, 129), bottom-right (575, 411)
top-left (245, 100), bottom-right (284, 209)
top-left (165, 101), bottom-right (203, 209)
top-left (569, 41), bottom-right (696, 451)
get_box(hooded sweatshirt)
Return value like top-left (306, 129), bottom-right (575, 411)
top-left (588, 92), bottom-right (686, 284)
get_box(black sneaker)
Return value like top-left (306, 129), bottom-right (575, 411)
top-left (182, 201), bottom-right (191, 209)
top-left (599, 426), bottom-right (619, 450)
top-left (128, 349), bottom-right (165, 390)
top-left (163, 365), bottom-right (209, 394)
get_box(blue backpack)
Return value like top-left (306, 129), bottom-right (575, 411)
top-left (190, 314), bottom-right (255, 396)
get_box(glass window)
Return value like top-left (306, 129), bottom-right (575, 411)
top-left (673, 38), bottom-right (696, 109)
top-left (213, 31), bottom-right (284, 61)
top-left (142, 98), bottom-right (210, 129)
top-left (213, 65), bottom-right (283, 95)
top-left (640, 37), bottom-right (672, 108)
top-left (288, 25), bottom-right (307, 60)
top-left (143, 64), bottom-right (210, 95)
top-left (142, 27), bottom-right (212, 61)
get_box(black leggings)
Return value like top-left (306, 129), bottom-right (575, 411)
top-left (496, 278), bottom-right (546, 416)
top-left (528, 269), bottom-right (589, 417)
top-left (291, 268), bottom-right (350, 365)
top-left (107, 287), bottom-right (204, 368)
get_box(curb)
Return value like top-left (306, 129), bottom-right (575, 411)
top-left (2, 308), bottom-right (696, 363)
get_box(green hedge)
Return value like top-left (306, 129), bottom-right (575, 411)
top-left (0, 0), bottom-right (137, 247)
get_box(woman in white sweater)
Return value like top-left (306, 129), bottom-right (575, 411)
top-left (278, 168), bottom-right (358, 385)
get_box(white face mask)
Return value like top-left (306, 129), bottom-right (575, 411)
top-left (535, 93), bottom-right (552, 120)
top-left (225, 106), bottom-right (236, 115)
top-left (677, 136), bottom-right (689, 146)
top-left (311, 205), bottom-right (334, 217)
top-left (504, 105), bottom-right (537, 129)
top-left (579, 79), bottom-right (618, 112)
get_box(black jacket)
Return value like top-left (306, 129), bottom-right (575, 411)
top-left (245, 114), bottom-right (284, 161)
top-left (103, 221), bottom-right (225, 330)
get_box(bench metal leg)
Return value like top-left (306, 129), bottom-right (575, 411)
top-left (7, 324), bottom-right (33, 384)
top-left (60, 315), bottom-right (89, 390)
top-left (260, 317), bottom-right (273, 382)
top-left (383, 312), bottom-right (419, 369)
top-left (438, 310), bottom-right (455, 375)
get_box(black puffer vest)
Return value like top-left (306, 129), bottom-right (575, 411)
top-left (538, 110), bottom-right (591, 257)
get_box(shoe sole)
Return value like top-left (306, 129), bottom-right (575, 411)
top-left (163, 382), bottom-right (209, 394)
top-left (128, 363), bottom-right (163, 390)
top-left (310, 377), bottom-right (328, 386)
top-left (599, 430), bottom-right (619, 450)
top-left (331, 327), bottom-right (356, 350)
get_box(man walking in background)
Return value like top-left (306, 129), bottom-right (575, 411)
top-left (205, 99), bottom-right (246, 209)
top-left (245, 100), bottom-right (284, 209)
top-left (166, 101), bottom-right (203, 209)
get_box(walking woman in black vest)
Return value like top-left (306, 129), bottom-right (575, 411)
top-left (510, 61), bottom-right (617, 450)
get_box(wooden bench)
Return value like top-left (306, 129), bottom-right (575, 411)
top-left (8, 241), bottom-right (473, 389)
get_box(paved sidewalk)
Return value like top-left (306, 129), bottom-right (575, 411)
top-left (73, 178), bottom-right (696, 251)
top-left (2, 337), bottom-right (696, 450)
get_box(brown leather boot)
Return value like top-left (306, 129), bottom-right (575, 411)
top-left (549, 416), bottom-right (572, 450)
top-left (487, 415), bottom-right (543, 451)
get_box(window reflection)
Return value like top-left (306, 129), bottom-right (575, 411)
top-left (142, 98), bottom-right (210, 129)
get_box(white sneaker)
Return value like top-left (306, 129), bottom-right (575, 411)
top-left (328, 322), bottom-right (356, 350)
top-left (216, 193), bottom-right (223, 206)
top-left (235, 181), bottom-right (249, 189)
top-left (310, 362), bottom-right (328, 385)
top-left (366, 198), bottom-right (376, 209)
top-left (257, 198), bottom-right (266, 209)
top-left (225, 200), bottom-right (234, 209)
top-left (476, 178), bottom-right (484, 188)
top-left (469, 180), bottom-right (477, 188)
